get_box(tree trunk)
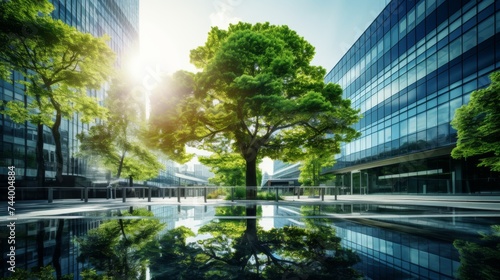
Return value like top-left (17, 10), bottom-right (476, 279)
top-left (36, 220), bottom-right (45, 268)
top-left (245, 157), bottom-right (257, 200)
top-left (117, 150), bottom-right (126, 178)
top-left (246, 205), bottom-right (257, 235)
top-left (312, 160), bottom-right (317, 186)
top-left (52, 219), bottom-right (64, 280)
top-left (36, 123), bottom-right (45, 187)
top-left (51, 112), bottom-right (64, 184)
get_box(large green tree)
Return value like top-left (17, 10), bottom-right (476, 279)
top-left (149, 22), bottom-right (360, 199)
top-left (1, 0), bottom-right (61, 186)
top-left (0, 0), bottom-right (115, 184)
top-left (77, 73), bottom-right (164, 182)
top-left (451, 71), bottom-right (500, 172)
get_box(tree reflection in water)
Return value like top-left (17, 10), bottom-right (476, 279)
top-left (454, 225), bottom-right (500, 280)
top-left (149, 205), bottom-right (360, 280)
top-left (76, 208), bottom-right (165, 279)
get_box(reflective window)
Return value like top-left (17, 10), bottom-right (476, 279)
top-left (392, 123), bottom-right (400, 139)
top-left (462, 27), bottom-right (477, 53)
top-left (401, 119), bottom-right (408, 136)
top-left (408, 116), bottom-right (417, 134)
top-left (427, 107), bottom-right (438, 128)
top-left (385, 127), bottom-right (391, 142)
top-left (449, 98), bottom-right (463, 120)
top-left (478, 16), bottom-right (494, 44)
top-left (449, 37), bottom-right (462, 61)
top-left (417, 112), bottom-right (426, 131)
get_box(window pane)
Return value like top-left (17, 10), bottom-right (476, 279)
top-left (427, 107), bottom-right (437, 128)
top-left (449, 98), bottom-right (463, 120)
top-left (437, 47), bottom-right (448, 68)
top-left (417, 112), bottom-right (426, 131)
top-left (463, 27), bottom-right (477, 53)
top-left (478, 17), bottom-right (494, 44)
top-left (385, 127), bottom-right (391, 142)
top-left (408, 116), bottom-right (417, 134)
top-left (401, 119), bottom-right (408, 136)
top-left (392, 123), bottom-right (400, 139)
top-left (449, 37), bottom-right (462, 61)
top-left (437, 103), bottom-right (449, 125)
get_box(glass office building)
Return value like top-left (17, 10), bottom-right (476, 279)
top-left (324, 0), bottom-right (500, 194)
top-left (0, 0), bottom-right (139, 185)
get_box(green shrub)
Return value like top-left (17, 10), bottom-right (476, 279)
top-left (223, 187), bottom-right (284, 200)
top-left (224, 186), bottom-right (246, 200)
top-left (257, 191), bottom-right (283, 200)
top-left (207, 188), bottom-right (227, 199)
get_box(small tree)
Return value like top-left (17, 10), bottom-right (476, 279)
top-left (298, 145), bottom-right (336, 186)
top-left (451, 71), bottom-right (500, 172)
top-left (78, 73), bottom-right (164, 182)
top-left (199, 152), bottom-right (246, 186)
top-left (198, 139), bottom-right (262, 186)
top-left (0, 0), bottom-right (115, 184)
top-left (149, 22), bottom-right (360, 199)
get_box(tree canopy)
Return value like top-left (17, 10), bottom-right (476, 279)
top-left (0, 0), bottom-right (115, 184)
top-left (149, 22), bottom-right (360, 198)
top-left (451, 71), bottom-right (500, 172)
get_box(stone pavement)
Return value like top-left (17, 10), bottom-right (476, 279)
top-left (2, 194), bottom-right (499, 221)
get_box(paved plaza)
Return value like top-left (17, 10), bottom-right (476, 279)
top-left (4, 194), bottom-right (499, 221)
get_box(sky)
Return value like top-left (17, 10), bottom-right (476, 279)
top-left (137, 0), bottom-right (389, 174)
top-left (138, 0), bottom-right (388, 75)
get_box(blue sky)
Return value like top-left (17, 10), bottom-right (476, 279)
top-left (138, 0), bottom-right (388, 75)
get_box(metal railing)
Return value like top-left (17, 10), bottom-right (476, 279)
top-left (13, 185), bottom-right (343, 203)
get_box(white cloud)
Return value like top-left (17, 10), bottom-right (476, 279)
top-left (210, 11), bottom-right (241, 28)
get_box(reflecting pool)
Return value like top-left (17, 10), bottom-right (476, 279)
top-left (1, 202), bottom-right (500, 279)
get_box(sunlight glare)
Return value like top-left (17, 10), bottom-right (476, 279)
top-left (125, 54), bottom-right (146, 83)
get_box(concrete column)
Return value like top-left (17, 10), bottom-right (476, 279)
top-left (359, 173), bottom-right (362, 195)
top-left (452, 171), bottom-right (456, 194)
top-left (350, 172), bottom-right (353, 195)
top-left (48, 188), bottom-right (53, 203)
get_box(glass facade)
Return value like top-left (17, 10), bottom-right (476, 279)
top-left (0, 0), bottom-right (139, 184)
top-left (325, 0), bottom-right (500, 194)
top-left (336, 220), bottom-right (460, 280)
